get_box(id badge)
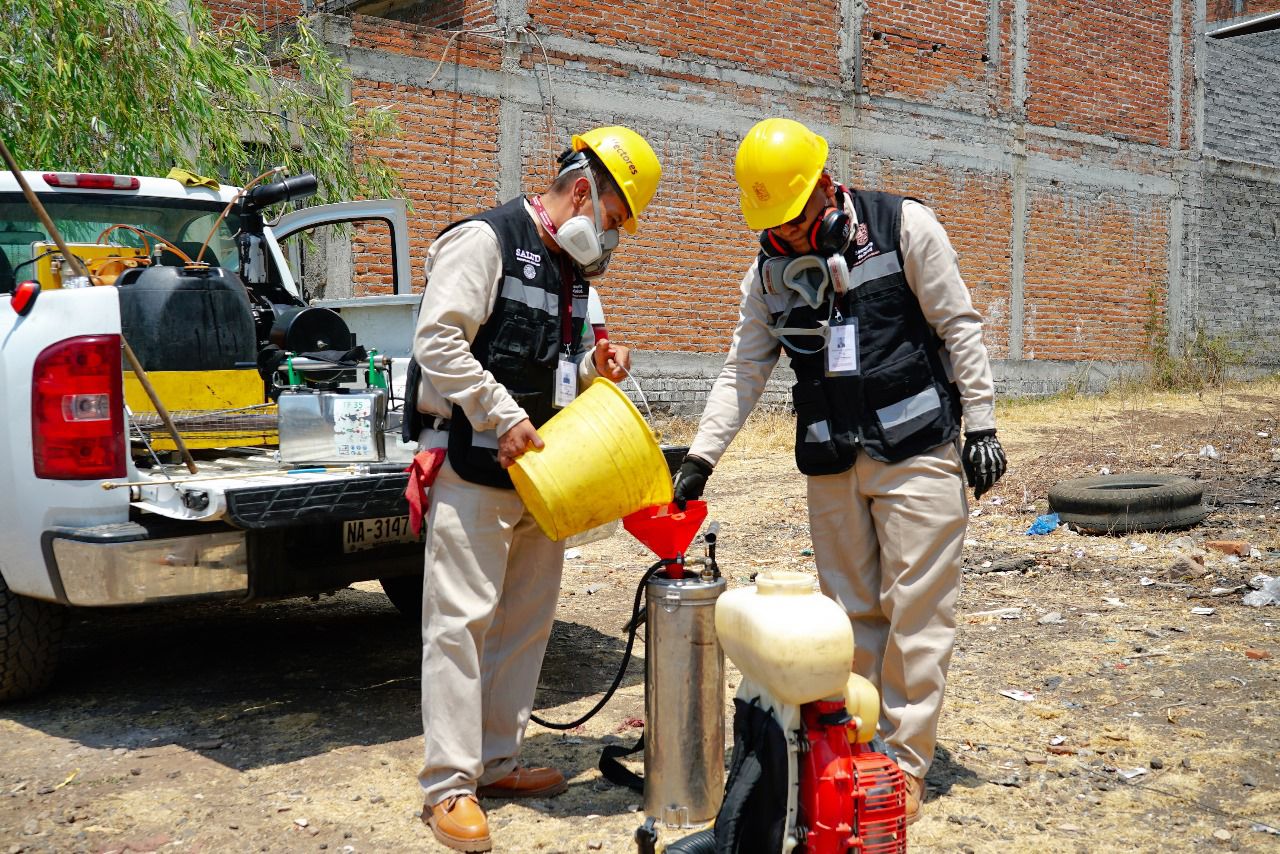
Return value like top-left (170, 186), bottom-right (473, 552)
top-left (554, 357), bottom-right (577, 408)
top-left (826, 318), bottom-right (859, 376)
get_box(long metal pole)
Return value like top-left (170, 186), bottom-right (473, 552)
top-left (0, 138), bottom-right (198, 474)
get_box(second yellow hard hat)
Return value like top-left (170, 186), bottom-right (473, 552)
top-left (735, 118), bottom-right (830, 231)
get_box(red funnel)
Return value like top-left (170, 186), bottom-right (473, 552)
top-left (624, 501), bottom-right (708, 563)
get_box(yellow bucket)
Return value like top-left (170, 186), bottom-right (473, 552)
top-left (510, 378), bottom-right (673, 541)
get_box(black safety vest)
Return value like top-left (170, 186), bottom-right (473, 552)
top-left (408, 196), bottom-right (589, 489)
top-left (763, 189), bottom-right (962, 473)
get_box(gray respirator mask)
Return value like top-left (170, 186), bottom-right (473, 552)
top-left (758, 253), bottom-right (853, 354)
top-left (553, 155), bottom-right (620, 278)
top-left (758, 253), bottom-right (851, 309)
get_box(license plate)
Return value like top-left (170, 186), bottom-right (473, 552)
top-left (343, 515), bottom-right (419, 553)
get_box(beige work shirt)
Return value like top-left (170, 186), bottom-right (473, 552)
top-left (688, 196), bottom-right (997, 467)
top-left (412, 201), bottom-right (599, 440)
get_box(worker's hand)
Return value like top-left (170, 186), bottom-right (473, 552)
top-left (673, 455), bottom-right (714, 510)
top-left (498, 418), bottom-right (544, 468)
top-left (961, 429), bottom-right (1007, 500)
top-left (593, 338), bottom-right (631, 382)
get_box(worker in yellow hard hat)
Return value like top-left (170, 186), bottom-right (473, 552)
top-left (674, 117), bottom-right (1004, 830)
top-left (402, 126), bottom-right (660, 852)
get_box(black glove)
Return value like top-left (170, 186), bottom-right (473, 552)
top-left (961, 430), bottom-right (1007, 500)
top-left (673, 456), bottom-right (713, 510)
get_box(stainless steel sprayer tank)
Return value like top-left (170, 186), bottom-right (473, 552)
top-left (643, 523), bottom-right (726, 828)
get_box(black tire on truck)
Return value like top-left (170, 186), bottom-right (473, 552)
top-left (379, 573), bottom-right (423, 621)
top-left (1047, 474), bottom-right (1210, 534)
top-left (0, 573), bottom-right (67, 702)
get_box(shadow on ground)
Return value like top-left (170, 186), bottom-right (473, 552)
top-left (3, 587), bottom-right (638, 771)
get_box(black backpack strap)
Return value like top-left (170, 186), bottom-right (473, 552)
top-left (713, 698), bottom-right (790, 853)
top-left (598, 734), bottom-right (644, 793)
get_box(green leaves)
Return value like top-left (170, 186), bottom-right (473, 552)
top-left (0, 0), bottom-right (399, 206)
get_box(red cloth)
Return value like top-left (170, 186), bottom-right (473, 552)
top-left (404, 448), bottom-right (447, 536)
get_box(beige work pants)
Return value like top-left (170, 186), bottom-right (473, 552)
top-left (418, 458), bottom-right (564, 806)
top-left (806, 442), bottom-right (967, 779)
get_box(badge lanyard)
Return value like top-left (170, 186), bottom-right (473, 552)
top-left (530, 195), bottom-right (579, 407)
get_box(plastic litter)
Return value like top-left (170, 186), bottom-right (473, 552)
top-left (1191, 606), bottom-right (1216, 616)
top-left (999, 689), bottom-right (1036, 702)
top-left (971, 607), bottom-right (1022, 619)
top-left (1243, 576), bottom-right (1280, 607)
top-left (1198, 444), bottom-right (1221, 460)
top-left (1026, 513), bottom-right (1060, 536)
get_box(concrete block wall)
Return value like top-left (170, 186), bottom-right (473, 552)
top-left (207, 0), bottom-right (1280, 406)
top-left (1204, 29), bottom-right (1280, 169)
top-left (1190, 20), bottom-right (1280, 366)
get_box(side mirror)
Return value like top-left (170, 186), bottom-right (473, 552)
top-left (11, 279), bottom-right (39, 316)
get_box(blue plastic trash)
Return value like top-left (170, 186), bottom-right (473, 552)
top-left (1026, 513), bottom-right (1060, 536)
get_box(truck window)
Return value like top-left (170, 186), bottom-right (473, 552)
top-left (0, 194), bottom-right (242, 287)
top-left (278, 218), bottom-right (395, 301)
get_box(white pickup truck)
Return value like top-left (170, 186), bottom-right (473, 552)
top-left (0, 170), bottom-right (429, 702)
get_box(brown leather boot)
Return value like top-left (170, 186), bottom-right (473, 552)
top-left (424, 794), bottom-right (491, 852)
top-left (903, 772), bottom-right (926, 826)
top-left (476, 765), bottom-right (568, 799)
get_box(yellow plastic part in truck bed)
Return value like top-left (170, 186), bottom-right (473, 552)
top-left (32, 242), bottom-right (147, 288)
top-left (124, 369), bottom-right (277, 450)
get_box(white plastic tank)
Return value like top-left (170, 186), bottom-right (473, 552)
top-left (714, 571), bottom-right (854, 706)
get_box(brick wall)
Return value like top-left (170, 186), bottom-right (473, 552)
top-left (1022, 188), bottom-right (1168, 361)
top-left (1026, 2), bottom-right (1173, 146)
top-left (208, 0), bottom-right (300, 28)
top-left (1208, 1), bottom-right (1280, 22)
top-left (862, 0), bottom-right (996, 113)
top-left (202, 0), bottom-right (1280, 402)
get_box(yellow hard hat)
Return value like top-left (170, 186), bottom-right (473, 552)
top-left (572, 126), bottom-right (662, 234)
top-left (735, 118), bottom-right (830, 231)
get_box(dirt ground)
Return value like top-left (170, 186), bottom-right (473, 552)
top-left (2, 380), bottom-right (1279, 853)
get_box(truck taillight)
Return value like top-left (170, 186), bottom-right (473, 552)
top-left (32, 335), bottom-right (125, 479)
top-left (41, 172), bottom-right (140, 190)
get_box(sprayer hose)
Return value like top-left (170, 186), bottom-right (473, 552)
top-left (529, 558), bottom-right (675, 731)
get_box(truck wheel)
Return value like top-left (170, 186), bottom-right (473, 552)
top-left (0, 573), bottom-right (67, 702)
top-left (379, 574), bottom-right (423, 621)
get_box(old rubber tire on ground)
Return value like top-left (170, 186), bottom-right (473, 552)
top-left (379, 573), bottom-right (423, 621)
top-left (0, 573), bottom-right (67, 702)
top-left (1047, 474), bottom-right (1209, 534)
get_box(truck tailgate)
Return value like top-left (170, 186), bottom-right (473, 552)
top-left (126, 464), bottom-right (410, 528)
